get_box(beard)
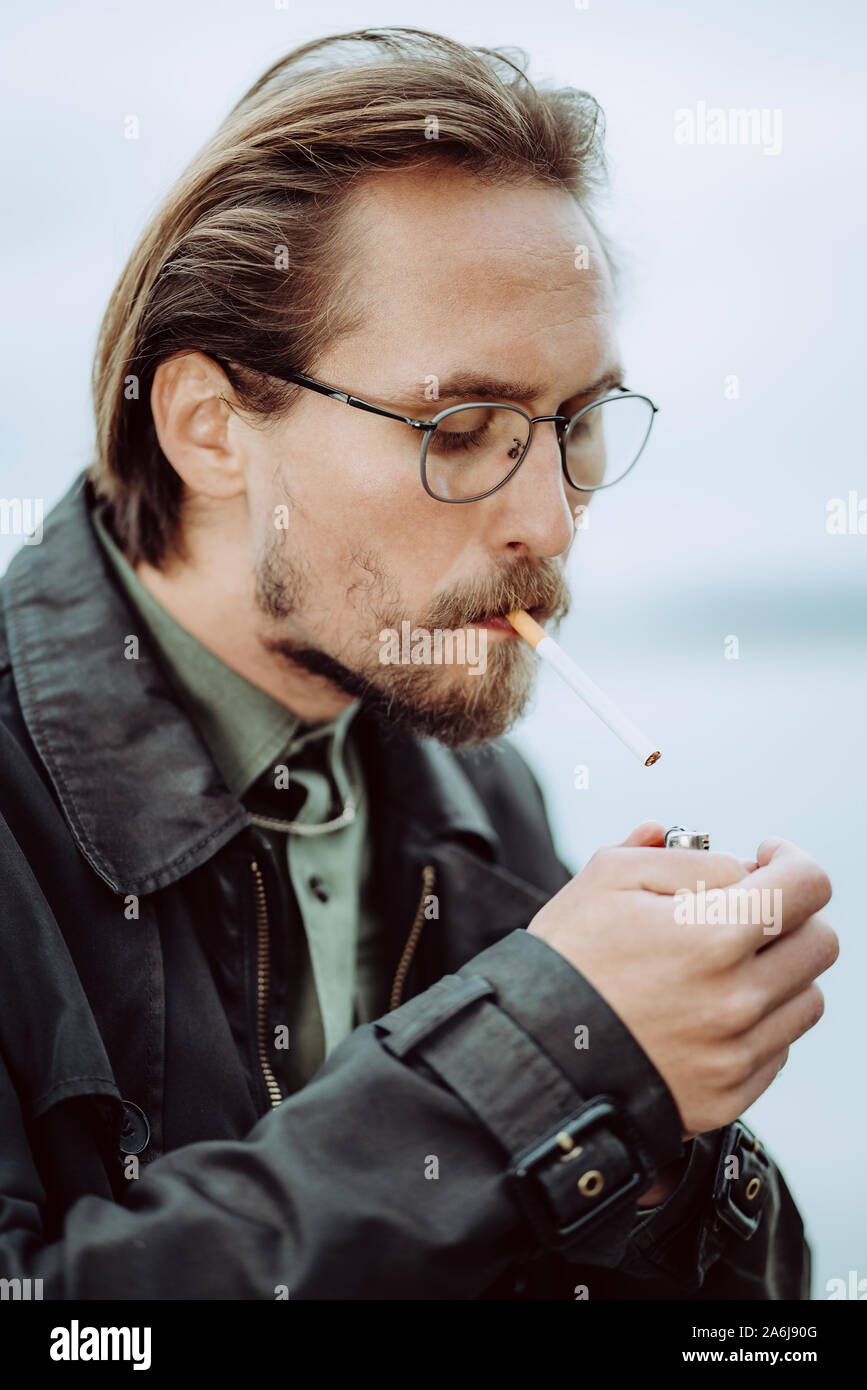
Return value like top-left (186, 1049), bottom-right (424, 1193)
top-left (254, 531), bottom-right (571, 749)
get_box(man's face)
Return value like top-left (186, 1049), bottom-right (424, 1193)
top-left (244, 164), bottom-right (621, 747)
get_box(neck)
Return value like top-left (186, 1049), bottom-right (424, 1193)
top-left (134, 556), bottom-right (354, 722)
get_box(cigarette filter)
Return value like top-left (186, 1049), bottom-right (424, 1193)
top-left (506, 608), bottom-right (661, 767)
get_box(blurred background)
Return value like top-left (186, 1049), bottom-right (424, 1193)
top-left (2, 0), bottom-right (864, 1297)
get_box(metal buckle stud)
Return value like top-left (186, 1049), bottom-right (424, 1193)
top-left (711, 1120), bottom-right (770, 1240)
top-left (507, 1096), bottom-right (649, 1252)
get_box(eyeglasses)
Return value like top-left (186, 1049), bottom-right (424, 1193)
top-left (233, 364), bottom-right (658, 504)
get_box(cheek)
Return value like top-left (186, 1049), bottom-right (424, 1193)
top-left (302, 446), bottom-right (434, 553)
top-left (270, 425), bottom-right (471, 607)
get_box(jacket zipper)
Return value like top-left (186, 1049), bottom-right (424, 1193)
top-left (389, 864), bottom-right (436, 1011)
top-left (251, 856), bottom-right (434, 1093)
top-left (250, 859), bottom-right (284, 1109)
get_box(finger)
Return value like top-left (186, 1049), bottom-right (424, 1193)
top-left (620, 821), bottom-right (667, 849)
top-left (741, 841), bottom-right (832, 945)
top-left (739, 983), bottom-right (825, 1072)
top-left (750, 912), bottom-right (839, 1011)
top-left (755, 836), bottom-right (789, 867)
top-left (594, 845), bottom-right (754, 895)
top-left (733, 1047), bottom-right (790, 1116)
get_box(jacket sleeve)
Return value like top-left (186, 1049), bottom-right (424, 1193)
top-left (496, 751), bottom-right (811, 1300)
top-left (0, 787), bottom-right (806, 1300)
top-left (1, 915), bottom-right (697, 1300)
top-left (611, 1121), bottom-right (811, 1299)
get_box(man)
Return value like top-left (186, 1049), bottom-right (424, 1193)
top-left (0, 27), bottom-right (836, 1299)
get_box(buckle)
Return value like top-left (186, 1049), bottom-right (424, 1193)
top-left (507, 1095), bottom-right (650, 1253)
top-left (711, 1120), bottom-right (770, 1240)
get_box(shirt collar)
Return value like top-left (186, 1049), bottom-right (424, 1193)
top-left (0, 472), bottom-right (500, 896)
top-left (90, 499), bottom-right (359, 800)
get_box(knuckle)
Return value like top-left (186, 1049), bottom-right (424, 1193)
top-left (703, 1039), bottom-right (750, 1089)
top-left (736, 985), bottom-right (765, 1031)
top-left (755, 836), bottom-right (788, 868)
top-left (790, 985), bottom-right (824, 1039)
top-left (587, 846), bottom-right (618, 876)
top-left (704, 927), bottom-right (740, 969)
top-left (806, 984), bottom-right (825, 1026)
top-left (698, 1049), bottom-right (730, 1090)
top-left (728, 1037), bottom-right (757, 1082)
top-left (708, 1045), bottom-right (755, 1100)
top-left (680, 922), bottom-right (735, 973)
top-left (801, 860), bottom-right (832, 908)
top-left (714, 988), bottom-right (758, 1037)
top-left (813, 920), bottom-right (840, 972)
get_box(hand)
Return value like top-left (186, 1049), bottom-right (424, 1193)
top-left (527, 822), bottom-right (838, 1139)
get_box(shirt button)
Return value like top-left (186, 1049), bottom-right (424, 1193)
top-left (309, 875), bottom-right (330, 902)
top-left (118, 1100), bottom-right (150, 1155)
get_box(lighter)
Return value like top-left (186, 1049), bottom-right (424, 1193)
top-left (664, 825), bottom-right (710, 851)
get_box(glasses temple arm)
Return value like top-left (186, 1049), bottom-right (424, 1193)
top-left (284, 372), bottom-right (434, 429)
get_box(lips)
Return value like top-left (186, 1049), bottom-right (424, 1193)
top-left (471, 605), bottom-right (544, 630)
top-left (475, 615), bottom-right (514, 630)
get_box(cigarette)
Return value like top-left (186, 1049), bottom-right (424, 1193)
top-left (506, 609), bottom-right (661, 767)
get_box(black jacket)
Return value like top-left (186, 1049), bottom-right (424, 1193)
top-left (0, 474), bottom-right (809, 1299)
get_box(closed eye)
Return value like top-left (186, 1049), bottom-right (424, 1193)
top-left (428, 424), bottom-right (491, 455)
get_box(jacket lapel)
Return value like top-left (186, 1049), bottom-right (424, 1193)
top-left (1, 471), bottom-right (559, 989)
top-left (1, 474), bottom-right (249, 897)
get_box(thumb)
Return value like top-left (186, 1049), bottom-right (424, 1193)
top-left (621, 820), bottom-right (667, 848)
top-left (755, 836), bottom-right (791, 868)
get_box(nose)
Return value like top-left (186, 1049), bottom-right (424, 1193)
top-left (494, 419), bottom-right (575, 557)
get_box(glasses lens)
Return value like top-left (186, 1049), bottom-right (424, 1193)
top-left (423, 405), bottom-right (531, 501)
top-left (564, 394), bottom-right (654, 490)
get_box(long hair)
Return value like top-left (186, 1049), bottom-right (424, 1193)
top-left (89, 27), bottom-right (609, 567)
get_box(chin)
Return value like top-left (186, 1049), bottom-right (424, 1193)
top-left (363, 645), bottom-right (537, 749)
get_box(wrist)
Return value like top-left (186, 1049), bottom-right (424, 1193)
top-left (636, 1148), bottom-right (692, 1208)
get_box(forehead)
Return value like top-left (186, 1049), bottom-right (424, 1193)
top-left (329, 164), bottom-right (617, 393)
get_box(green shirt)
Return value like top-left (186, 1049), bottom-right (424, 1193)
top-left (91, 504), bottom-right (389, 1093)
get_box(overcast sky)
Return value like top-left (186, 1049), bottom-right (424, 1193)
top-left (2, 0), bottom-right (865, 1296)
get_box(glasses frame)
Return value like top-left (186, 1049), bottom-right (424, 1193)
top-left (241, 365), bottom-right (658, 504)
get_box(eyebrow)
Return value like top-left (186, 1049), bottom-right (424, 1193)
top-left (382, 366), bottom-right (626, 412)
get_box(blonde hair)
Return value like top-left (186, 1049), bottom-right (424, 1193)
top-left (90, 26), bottom-right (609, 566)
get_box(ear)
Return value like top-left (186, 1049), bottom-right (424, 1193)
top-left (150, 351), bottom-right (246, 500)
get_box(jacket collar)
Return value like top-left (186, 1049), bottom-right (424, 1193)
top-left (1, 473), bottom-right (502, 897)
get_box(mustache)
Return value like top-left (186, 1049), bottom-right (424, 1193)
top-left (423, 557), bottom-right (571, 629)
